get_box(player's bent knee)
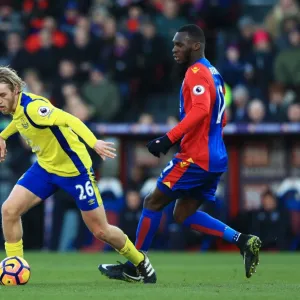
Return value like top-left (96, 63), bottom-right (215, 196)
top-left (144, 193), bottom-right (164, 211)
top-left (1, 201), bottom-right (21, 221)
top-left (173, 210), bottom-right (187, 224)
top-left (92, 225), bottom-right (110, 242)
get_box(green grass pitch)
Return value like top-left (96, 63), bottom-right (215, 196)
top-left (0, 252), bottom-right (299, 300)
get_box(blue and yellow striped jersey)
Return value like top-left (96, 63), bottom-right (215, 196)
top-left (1, 92), bottom-right (98, 177)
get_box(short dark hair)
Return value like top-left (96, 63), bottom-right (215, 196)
top-left (178, 24), bottom-right (205, 44)
top-left (261, 188), bottom-right (276, 200)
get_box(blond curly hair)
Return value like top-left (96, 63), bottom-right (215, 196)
top-left (0, 66), bottom-right (26, 92)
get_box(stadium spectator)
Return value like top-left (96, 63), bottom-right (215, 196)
top-left (24, 16), bottom-right (68, 53)
top-left (63, 27), bottom-right (97, 80)
top-left (138, 113), bottom-right (155, 126)
top-left (62, 83), bottom-right (92, 122)
top-left (277, 178), bottom-right (300, 250)
top-left (82, 67), bottom-right (120, 122)
top-left (231, 85), bottom-right (249, 123)
top-left (0, 3), bottom-right (23, 43)
top-left (57, 59), bottom-right (77, 84)
top-left (30, 29), bottom-right (59, 81)
top-left (76, 15), bottom-right (91, 33)
top-left (0, 0), bottom-right (297, 128)
top-left (127, 164), bottom-right (148, 191)
top-left (250, 189), bottom-right (289, 250)
top-left (95, 16), bottom-right (117, 70)
top-left (30, 80), bottom-right (50, 99)
top-left (0, 32), bottom-right (29, 74)
top-left (250, 29), bottom-right (275, 98)
top-left (218, 44), bottom-right (247, 88)
top-left (154, 0), bottom-right (187, 53)
top-left (276, 16), bottom-right (299, 50)
top-left (287, 103), bottom-right (300, 122)
top-left (106, 33), bottom-right (139, 103)
top-left (51, 59), bottom-right (78, 108)
top-left (264, 0), bottom-right (300, 40)
top-left (166, 116), bottom-right (178, 127)
top-left (60, 1), bottom-right (80, 35)
top-left (247, 99), bottom-right (266, 124)
top-left (137, 21), bottom-right (168, 97)
top-left (90, 6), bottom-right (108, 38)
top-left (237, 16), bottom-right (256, 61)
top-left (266, 83), bottom-right (287, 122)
top-left (122, 5), bottom-right (144, 35)
top-left (22, 68), bottom-right (40, 92)
top-left (274, 26), bottom-right (300, 88)
top-left (21, 0), bottom-right (54, 32)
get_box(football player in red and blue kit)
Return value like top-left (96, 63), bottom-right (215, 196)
top-left (99, 24), bottom-right (261, 282)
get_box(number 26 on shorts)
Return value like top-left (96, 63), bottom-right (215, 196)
top-left (75, 181), bottom-right (94, 200)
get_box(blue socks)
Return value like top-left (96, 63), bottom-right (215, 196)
top-left (183, 211), bottom-right (240, 243)
top-left (134, 209), bottom-right (240, 248)
top-left (127, 208), bottom-right (240, 267)
top-left (127, 208), bottom-right (162, 267)
top-left (135, 208), bottom-right (163, 251)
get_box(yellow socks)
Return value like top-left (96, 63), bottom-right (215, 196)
top-left (5, 239), bottom-right (24, 258)
top-left (118, 236), bottom-right (144, 266)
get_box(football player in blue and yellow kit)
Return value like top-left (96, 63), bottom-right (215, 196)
top-left (0, 67), bottom-right (156, 283)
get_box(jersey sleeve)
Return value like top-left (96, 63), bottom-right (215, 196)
top-left (0, 120), bottom-right (18, 140)
top-left (186, 69), bottom-right (211, 111)
top-left (54, 112), bottom-right (97, 149)
top-left (26, 100), bottom-right (97, 149)
top-left (167, 69), bottom-right (211, 143)
top-left (26, 100), bottom-right (60, 126)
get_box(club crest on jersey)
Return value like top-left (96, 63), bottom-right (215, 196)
top-left (191, 66), bottom-right (200, 73)
top-left (193, 85), bottom-right (205, 95)
top-left (21, 117), bottom-right (29, 129)
top-left (38, 106), bottom-right (50, 117)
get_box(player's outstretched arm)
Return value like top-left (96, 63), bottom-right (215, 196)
top-left (167, 73), bottom-right (211, 143)
top-left (26, 101), bottom-right (116, 160)
top-left (147, 70), bottom-right (211, 158)
top-left (0, 121), bottom-right (18, 162)
top-left (0, 137), bottom-right (7, 163)
top-left (146, 135), bottom-right (173, 158)
top-left (0, 120), bottom-right (18, 141)
top-left (53, 112), bottom-right (116, 160)
top-left (146, 101), bottom-right (209, 158)
top-left (93, 139), bottom-right (116, 161)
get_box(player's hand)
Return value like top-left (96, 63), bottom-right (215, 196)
top-left (93, 140), bottom-right (117, 161)
top-left (0, 137), bottom-right (7, 163)
top-left (146, 135), bottom-right (173, 158)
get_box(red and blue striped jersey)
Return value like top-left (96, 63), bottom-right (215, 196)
top-left (167, 58), bottom-right (228, 172)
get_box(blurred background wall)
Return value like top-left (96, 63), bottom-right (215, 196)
top-left (0, 0), bottom-right (300, 252)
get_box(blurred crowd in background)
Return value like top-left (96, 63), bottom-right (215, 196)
top-left (0, 0), bottom-right (300, 126)
top-left (1, 0), bottom-right (300, 252)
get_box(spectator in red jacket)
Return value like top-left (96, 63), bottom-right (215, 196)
top-left (25, 16), bottom-right (68, 53)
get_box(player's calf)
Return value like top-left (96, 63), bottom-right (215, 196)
top-left (82, 206), bottom-right (128, 249)
top-left (143, 191), bottom-right (170, 211)
top-left (1, 202), bottom-right (24, 257)
top-left (1, 185), bottom-right (42, 258)
top-left (92, 224), bottom-right (124, 248)
top-left (1, 201), bottom-right (21, 226)
top-left (82, 206), bottom-right (156, 278)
